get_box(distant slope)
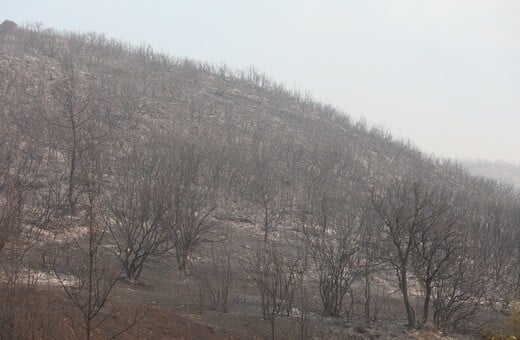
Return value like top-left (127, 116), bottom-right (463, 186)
top-left (463, 160), bottom-right (520, 188)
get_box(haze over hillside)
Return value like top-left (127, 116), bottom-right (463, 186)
top-left (463, 160), bottom-right (520, 188)
top-left (0, 20), bottom-right (519, 340)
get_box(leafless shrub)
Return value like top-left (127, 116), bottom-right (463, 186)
top-left (194, 245), bottom-right (234, 313)
top-left (248, 243), bottom-right (302, 340)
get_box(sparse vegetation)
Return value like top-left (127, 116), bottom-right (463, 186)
top-left (0, 20), bottom-right (519, 339)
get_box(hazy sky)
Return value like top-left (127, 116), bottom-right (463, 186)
top-left (4, 0), bottom-right (520, 162)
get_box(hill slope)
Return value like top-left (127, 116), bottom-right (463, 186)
top-left (1, 21), bottom-right (519, 339)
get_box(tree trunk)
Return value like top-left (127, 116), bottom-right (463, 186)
top-left (177, 252), bottom-right (190, 273)
top-left (270, 315), bottom-right (275, 340)
top-left (398, 268), bottom-right (416, 327)
top-left (422, 281), bottom-right (432, 326)
top-left (263, 201), bottom-right (269, 243)
top-left (364, 269), bottom-right (372, 323)
top-left (125, 265), bottom-right (138, 283)
top-left (68, 113), bottom-right (77, 215)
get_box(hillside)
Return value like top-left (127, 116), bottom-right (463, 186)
top-left (1, 21), bottom-right (519, 339)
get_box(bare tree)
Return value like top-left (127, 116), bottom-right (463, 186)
top-left (431, 244), bottom-right (484, 331)
top-left (54, 146), bottom-right (121, 340)
top-left (244, 141), bottom-right (287, 243)
top-left (300, 194), bottom-right (362, 317)
top-left (161, 137), bottom-right (216, 273)
top-left (0, 131), bottom-right (58, 339)
top-left (49, 58), bottom-right (106, 214)
top-left (372, 178), bottom-right (447, 328)
top-left (0, 140), bottom-right (23, 254)
top-left (359, 201), bottom-right (383, 324)
top-left (166, 181), bottom-right (215, 273)
top-left (103, 142), bottom-right (172, 281)
top-left (408, 185), bottom-right (466, 328)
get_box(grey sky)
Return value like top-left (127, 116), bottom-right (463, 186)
top-left (4, 0), bottom-right (519, 162)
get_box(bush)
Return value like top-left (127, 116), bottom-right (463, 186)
top-left (480, 300), bottom-right (520, 339)
top-left (0, 20), bottom-right (17, 33)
